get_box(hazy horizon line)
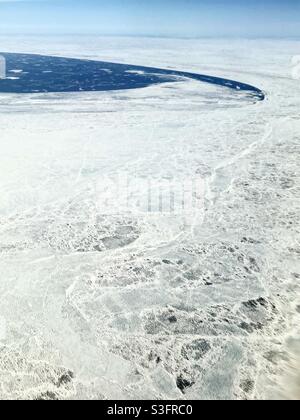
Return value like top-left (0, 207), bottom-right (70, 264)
top-left (1, 33), bottom-right (300, 41)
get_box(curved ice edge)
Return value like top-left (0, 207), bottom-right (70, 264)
top-left (135, 63), bottom-right (265, 101)
top-left (0, 52), bottom-right (265, 101)
top-left (100, 59), bottom-right (265, 101)
top-left (175, 70), bottom-right (265, 101)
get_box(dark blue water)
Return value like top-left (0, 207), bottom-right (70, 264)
top-left (0, 53), bottom-right (265, 100)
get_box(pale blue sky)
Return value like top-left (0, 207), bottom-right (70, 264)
top-left (0, 0), bottom-right (300, 37)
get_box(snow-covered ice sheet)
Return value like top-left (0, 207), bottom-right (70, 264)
top-left (0, 36), bottom-right (299, 400)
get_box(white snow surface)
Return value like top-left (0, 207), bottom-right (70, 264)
top-left (0, 36), bottom-right (299, 400)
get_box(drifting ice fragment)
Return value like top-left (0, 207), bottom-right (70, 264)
top-left (0, 55), bottom-right (6, 79)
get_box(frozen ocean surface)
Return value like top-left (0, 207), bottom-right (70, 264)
top-left (0, 36), bottom-right (299, 400)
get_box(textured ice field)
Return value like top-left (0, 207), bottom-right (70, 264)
top-left (0, 36), bottom-right (299, 400)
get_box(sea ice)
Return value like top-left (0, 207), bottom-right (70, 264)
top-left (0, 36), bottom-right (299, 400)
